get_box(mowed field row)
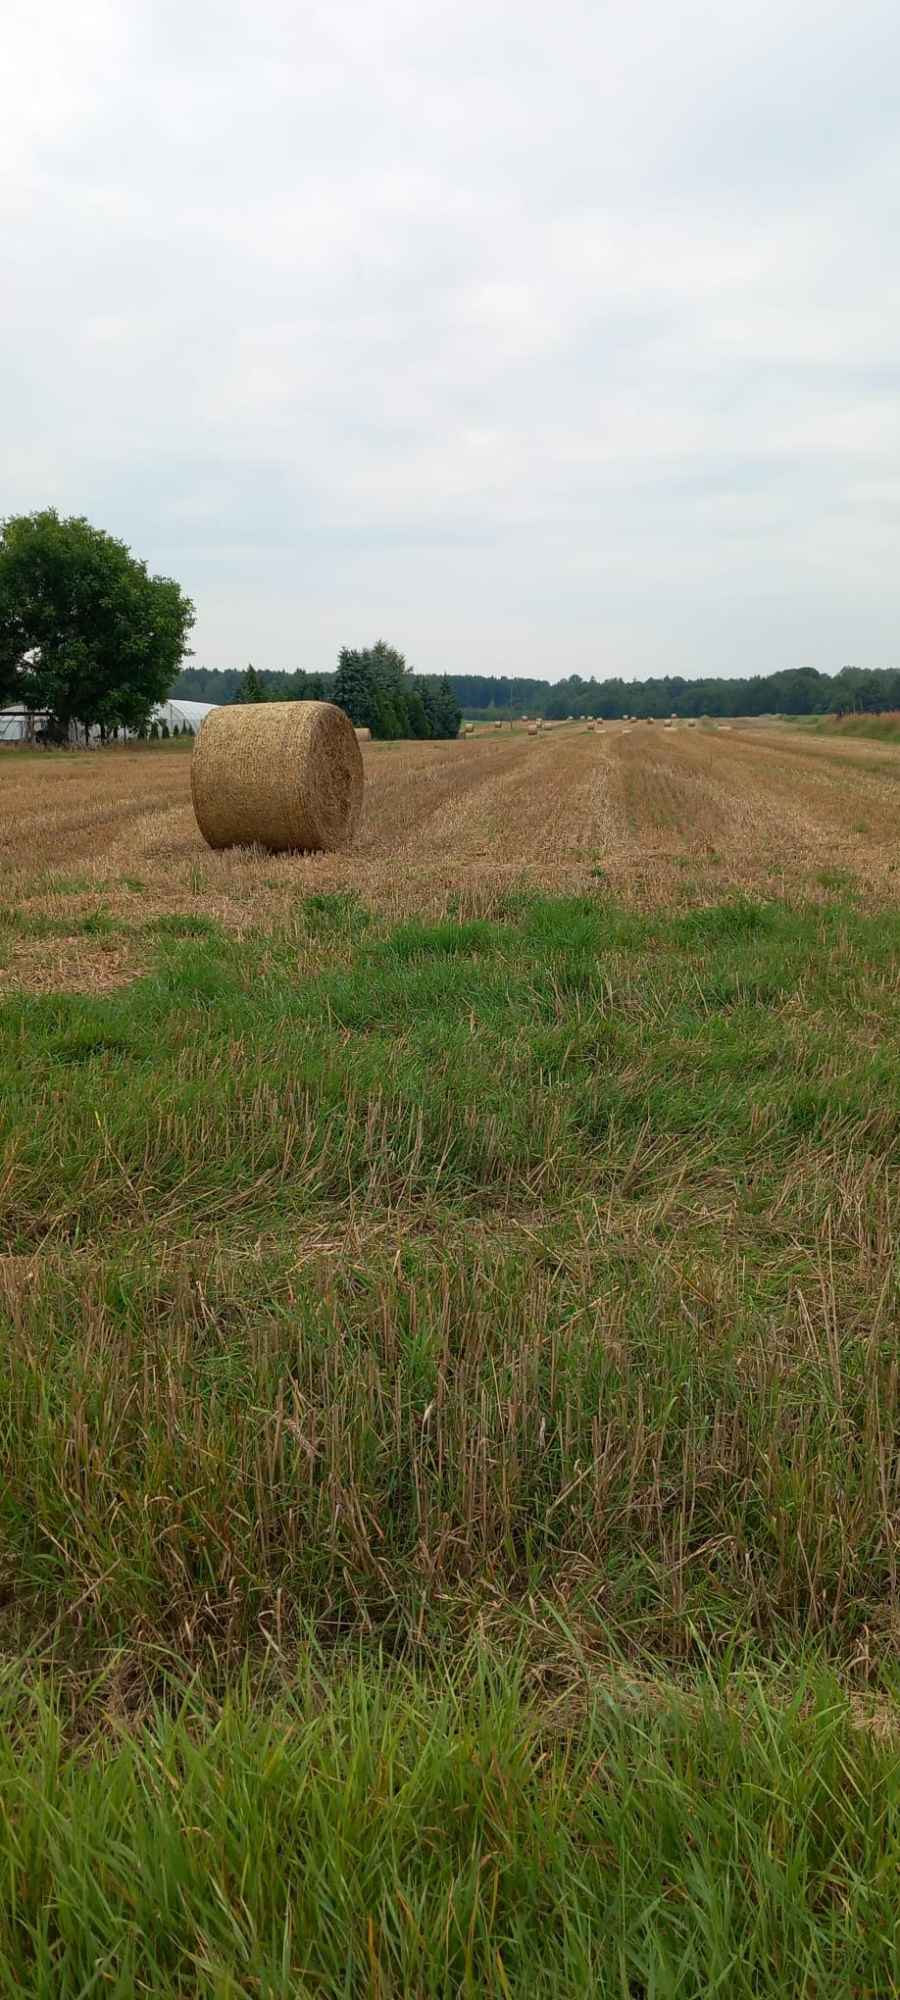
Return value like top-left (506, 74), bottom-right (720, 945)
top-left (3, 722), bottom-right (900, 1991)
top-left (1, 722), bottom-right (899, 995)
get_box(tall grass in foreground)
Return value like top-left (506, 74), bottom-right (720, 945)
top-left (2, 1224), bottom-right (899, 1673)
top-left (1, 893), bottom-right (900, 1673)
top-left (2, 890), bottom-right (900, 1989)
top-left (0, 1661), bottom-right (897, 1997)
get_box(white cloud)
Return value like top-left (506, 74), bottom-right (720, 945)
top-left (3, 0), bottom-right (900, 678)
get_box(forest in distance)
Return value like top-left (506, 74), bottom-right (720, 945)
top-left (175, 659), bottom-right (900, 723)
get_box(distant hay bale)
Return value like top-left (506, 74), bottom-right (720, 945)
top-left (354, 726), bottom-right (372, 741)
top-left (687, 719), bottom-right (697, 729)
top-left (585, 720), bottom-right (595, 732)
top-left (464, 722), bottom-right (475, 735)
top-left (191, 700), bottom-right (363, 854)
top-left (527, 723), bottom-right (539, 736)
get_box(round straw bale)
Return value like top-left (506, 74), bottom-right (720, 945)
top-left (354, 725), bottom-right (372, 741)
top-left (527, 722), bottom-right (539, 736)
top-left (191, 701), bottom-right (363, 854)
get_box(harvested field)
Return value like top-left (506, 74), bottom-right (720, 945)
top-left (2, 724), bottom-right (900, 994)
top-left (2, 725), bottom-right (900, 1993)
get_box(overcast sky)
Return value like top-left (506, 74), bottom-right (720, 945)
top-left (5, 0), bottom-right (900, 682)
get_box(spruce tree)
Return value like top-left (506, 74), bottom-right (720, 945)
top-left (333, 649), bottom-right (377, 730)
top-left (232, 663), bottom-right (268, 704)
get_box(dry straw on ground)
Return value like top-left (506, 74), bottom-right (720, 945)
top-left (5, 721), bottom-right (900, 985)
top-left (191, 700), bottom-right (363, 854)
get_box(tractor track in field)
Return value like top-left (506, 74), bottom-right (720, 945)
top-left (2, 723), bottom-right (899, 990)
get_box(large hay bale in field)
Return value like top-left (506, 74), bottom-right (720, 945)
top-left (191, 701), bottom-right (363, 854)
top-left (527, 723), bottom-right (539, 736)
top-left (354, 726), bottom-right (372, 741)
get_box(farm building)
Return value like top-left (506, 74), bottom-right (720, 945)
top-left (0, 707), bottom-right (101, 747)
top-left (0, 697), bottom-right (216, 745)
top-left (0, 706), bottom-right (37, 744)
top-left (152, 699), bottom-right (216, 734)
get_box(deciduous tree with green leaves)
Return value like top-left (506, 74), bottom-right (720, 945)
top-left (0, 510), bottom-right (195, 738)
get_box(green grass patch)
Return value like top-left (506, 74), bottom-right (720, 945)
top-left (802, 711), bottom-right (900, 744)
top-left (0, 1662), bottom-right (895, 1998)
top-left (0, 907), bottom-right (125, 939)
top-left (2, 890), bottom-right (900, 1979)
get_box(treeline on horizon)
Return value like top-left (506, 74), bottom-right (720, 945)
top-left (179, 644), bottom-right (462, 740)
top-left (174, 661), bottom-right (900, 722)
